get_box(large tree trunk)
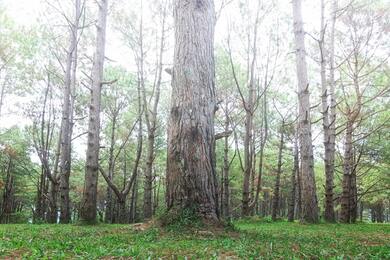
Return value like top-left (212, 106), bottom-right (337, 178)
top-left (292, 0), bottom-right (319, 223)
top-left (81, 0), bottom-right (108, 223)
top-left (166, 0), bottom-right (219, 222)
top-left (272, 123), bottom-right (284, 220)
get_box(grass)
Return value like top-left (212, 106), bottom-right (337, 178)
top-left (0, 219), bottom-right (389, 259)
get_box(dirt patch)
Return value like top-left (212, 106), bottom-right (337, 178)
top-left (131, 220), bottom-right (155, 232)
top-left (218, 251), bottom-right (239, 260)
top-left (4, 248), bottom-right (30, 259)
top-left (361, 240), bottom-right (385, 246)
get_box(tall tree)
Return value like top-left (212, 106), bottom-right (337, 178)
top-left (31, 75), bottom-right (61, 223)
top-left (59, 0), bottom-right (83, 224)
top-left (338, 4), bottom-right (389, 223)
top-left (292, 0), bottom-right (319, 223)
top-left (288, 132), bottom-right (299, 222)
top-left (81, 0), bottom-right (108, 223)
top-left (166, 0), bottom-right (219, 222)
top-left (319, 0), bottom-right (337, 223)
top-left (227, 4), bottom-right (261, 217)
top-left (271, 120), bottom-right (285, 220)
top-left (142, 0), bottom-right (168, 220)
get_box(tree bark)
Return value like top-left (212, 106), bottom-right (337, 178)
top-left (322, 0), bottom-right (337, 223)
top-left (292, 0), bottom-right (319, 223)
top-left (81, 0), bottom-right (108, 223)
top-left (254, 90), bottom-right (268, 215)
top-left (222, 102), bottom-right (230, 219)
top-left (104, 105), bottom-right (118, 223)
top-left (166, 0), bottom-right (219, 222)
top-left (0, 157), bottom-right (14, 224)
top-left (272, 123), bottom-right (284, 220)
top-left (60, 0), bottom-right (81, 224)
top-left (288, 136), bottom-right (299, 222)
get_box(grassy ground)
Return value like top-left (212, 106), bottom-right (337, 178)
top-left (0, 219), bottom-right (389, 259)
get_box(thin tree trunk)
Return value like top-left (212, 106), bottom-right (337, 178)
top-left (142, 1), bottom-right (167, 221)
top-left (104, 107), bottom-right (118, 223)
top-left (340, 121), bottom-right (353, 223)
top-left (288, 136), bottom-right (299, 222)
top-left (322, 0), bottom-right (337, 223)
top-left (81, 0), bottom-right (108, 223)
top-left (255, 91), bottom-right (268, 214)
top-left (349, 169), bottom-right (357, 223)
top-left (222, 105), bottom-right (230, 218)
top-left (272, 123), bottom-right (284, 220)
top-left (292, 0), bottom-right (319, 223)
top-left (59, 0), bottom-right (81, 224)
top-left (0, 75), bottom-right (7, 119)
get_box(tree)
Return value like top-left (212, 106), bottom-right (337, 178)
top-left (338, 3), bottom-right (389, 223)
top-left (288, 130), bottom-right (299, 222)
top-left (271, 119), bottom-right (285, 220)
top-left (59, 0), bottom-right (83, 224)
top-left (30, 74), bottom-right (61, 223)
top-left (141, 0), bottom-right (168, 221)
top-left (319, 0), bottom-right (337, 222)
top-left (292, 0), bottom-right (319, 223)
top-left (81, 0), bottom-right (108, 223)
top-left (166, 0), bottom-right (219, 222)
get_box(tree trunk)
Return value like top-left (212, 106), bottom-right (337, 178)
top-left (0, 157), bottom-right (14, 224)
top-left (241, 26), bottom-right (258, 218)
top-left (104, 107), bottom-right (118, 223)
top-left (340, 121), bottom-right (353, 223)
top-left (47, 181), bottom-right (58, 223)
top-left (129, 176), bottom-right (138, 223)
top-left (0, 75), bottom-right (6, 119)
top-left (292, 0), bottom-right (319, 223)
top-left (81, 0), bottom-right (108, 223)
top-left (349, 169), bottom-right (357, 223)
top-left (35, 167), bottom-right (47, 222)
top-left (59, 0), bottom-right (81, 224)
top-left (288, 136), bottom-right (299, 222)
top-left (117, 197), bottom-right (127, 224)
top-left (322, 0), bottom-right (337, 223)
top-left (142, 2), bottom-right (167, 221)
top-left (254, 90), bottom-right (268, 215)
top-left (272, 123), bottom-right (284, 220)
top-left (166, 0), bottom-right (218, 222)
top-left (222, 104), bottom-right (230, 218)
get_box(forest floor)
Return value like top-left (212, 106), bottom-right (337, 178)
top-left (0, 219), bottom-right (389, 259)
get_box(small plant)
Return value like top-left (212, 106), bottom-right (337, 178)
top-left (158, 206), bottom-right (203, 232)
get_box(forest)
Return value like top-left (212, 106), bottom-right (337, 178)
top-left (0, 0), bottom-right (389, 258)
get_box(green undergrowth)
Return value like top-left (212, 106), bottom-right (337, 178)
top-left (0, 219), bottom-right (389, 259)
